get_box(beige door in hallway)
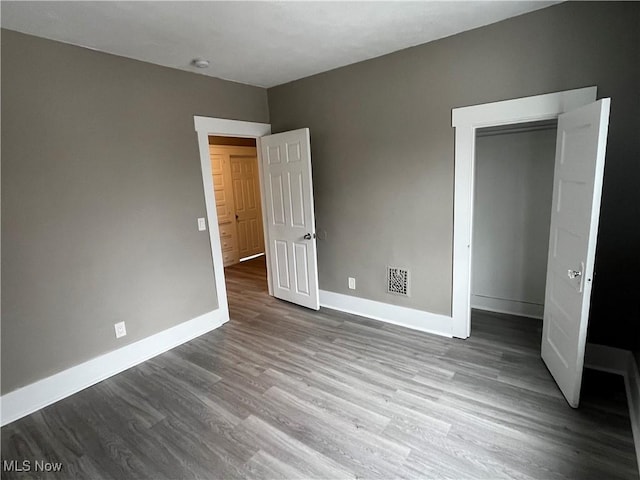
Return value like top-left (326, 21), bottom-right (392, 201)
top-left (210, 146), bottom-right (239, 266)
top-left (210, 145), bottom-right (265, 266)
top-left (230, 149), bottom-right (265, 259)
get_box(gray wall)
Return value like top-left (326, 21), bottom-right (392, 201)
top-left (472, 127), bottom-right (556, 317)
top-left (268, 2), bottom-right (640, 350)
top-left (1, 29), bottom-right (269, 394)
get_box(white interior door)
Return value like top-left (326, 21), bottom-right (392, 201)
top-left (541, 98), bottom-right (610, 408)
top-left (260, 128), bottom-right (320, 310)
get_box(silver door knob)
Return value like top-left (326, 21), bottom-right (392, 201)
top-left (568, 269), bottom-right (582, 279)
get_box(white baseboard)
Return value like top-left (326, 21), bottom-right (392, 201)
top-left (584, 343), bottom-right (630, 374)
top-left (0, 309), bottom-right (228, 427)
top-left (319, 290), bottom-right (452, 338)
top-left (471, 294), bottom-right (543, 319)
top-left (585, 344), bottom-right (640, 471)
top-left (627, 355), bottom-right (640, 473)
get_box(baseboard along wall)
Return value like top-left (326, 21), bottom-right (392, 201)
top-left (3, 290), bottom-right (450, 427)
top-left (319, 289), bottom-right (453, 338)
top-left (471, 294), bottom-right (543, 319)
top-left (585, 343), bottom-right (640, 472)
top-left (0, 309), bottom-right (228, 427)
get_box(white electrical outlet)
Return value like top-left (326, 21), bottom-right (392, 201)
top-left (197, 217), bottom-right (207, 231)
top-left (114, 321), bottom-right (127, 339)
top-left (348, 277), bottom-right (356, 290)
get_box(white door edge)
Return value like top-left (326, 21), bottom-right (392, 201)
top-left (450, 87), bottom-right (597, 339)
top-left (193, 116), bottom-right (273, 312)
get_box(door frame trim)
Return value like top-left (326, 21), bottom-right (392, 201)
top-left (193, 116), bottom-right (273, 312)
top-left (450, 87), bottom-right (597, 339)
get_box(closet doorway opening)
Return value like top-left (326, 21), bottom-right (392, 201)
top-left (452, 88), bottom-right (612, 407)
top-left (450, 86), bottom-right (598, 339)
top-left (470, 120), bottom-right (557, 339)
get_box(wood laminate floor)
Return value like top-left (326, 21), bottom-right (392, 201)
top-left (2, 256), bottom-right (638, 479)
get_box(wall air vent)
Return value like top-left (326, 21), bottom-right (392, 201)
top-left (387, 267), bottom-right (410, 296)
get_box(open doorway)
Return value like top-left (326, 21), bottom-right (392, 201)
top-left (208, 136), bottom-right (266, 268)
top-left (452, 88), bottom-right (612, 407)
top-left (470, 120), bottom-right (557, 334)
top-left (194, 116), bottom-right (321, 322)
top-left (193, 116), bottom-right (272, 322)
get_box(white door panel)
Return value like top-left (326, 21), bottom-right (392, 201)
top-left (261, 128), bottom-right (319, 310)
top-left (541, 99), bottom-right (610, 408)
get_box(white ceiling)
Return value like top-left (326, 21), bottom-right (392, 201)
top-left (1, 1), bottom-right (558, 88)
